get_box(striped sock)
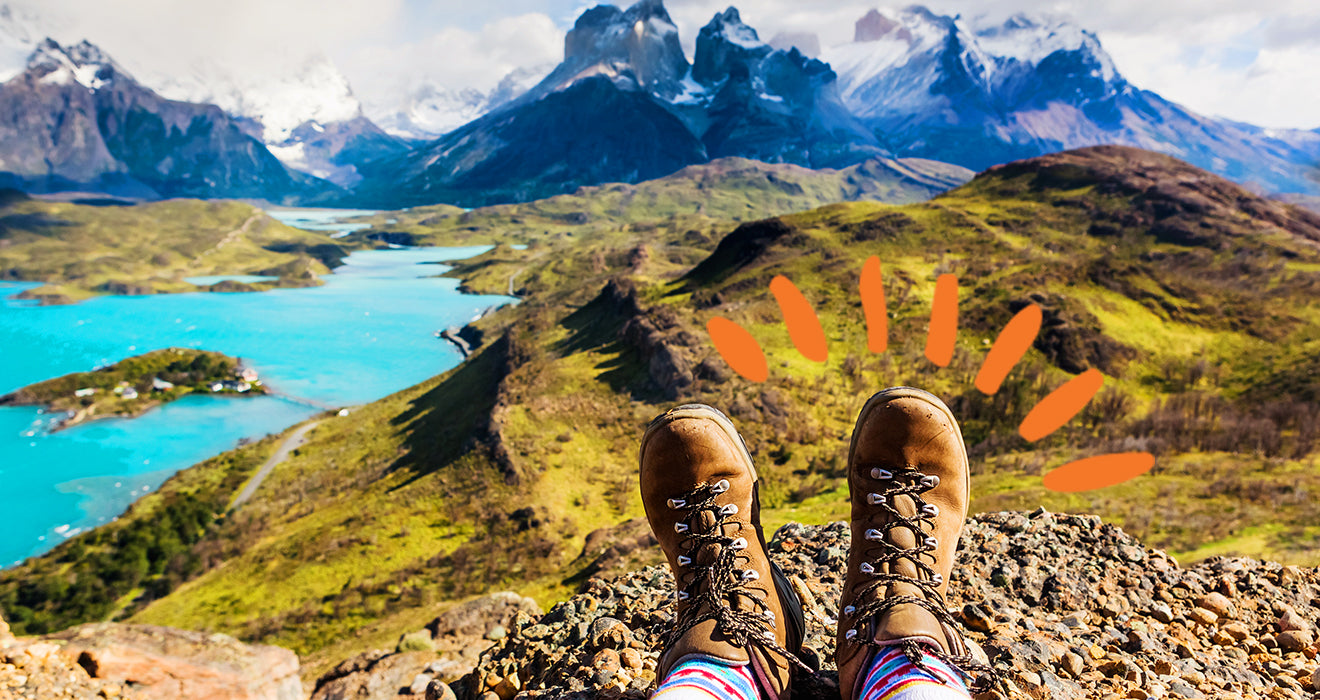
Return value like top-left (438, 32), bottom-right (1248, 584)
top-left (652, 656), bottom-right (760, 700)
top-left (859, 645), bottom-right (972, 700)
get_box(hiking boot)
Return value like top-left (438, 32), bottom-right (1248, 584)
top-left (640, 404), bottom-right (807, 699)
top-left (836, 387), bottom-right (986, 699)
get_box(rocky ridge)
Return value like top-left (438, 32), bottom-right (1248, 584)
top-left (455, 511), bottom-right (1319, 699)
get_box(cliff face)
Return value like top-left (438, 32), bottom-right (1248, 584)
top-left (456, 511), bottom-right (1319, 699)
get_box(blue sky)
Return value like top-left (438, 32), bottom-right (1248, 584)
top-left (18, 0), bottom-right (1320, 130)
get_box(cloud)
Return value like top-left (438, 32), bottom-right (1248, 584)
top-left (12, 0), bottom-right (1320, 130)
top-left (12, 0), bottom-right (408, 77)
top-left (342, 12), bottom-right (563, 108)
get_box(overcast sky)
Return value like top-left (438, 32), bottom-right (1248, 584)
top-left (17, 0), bottom-right (1320, 130)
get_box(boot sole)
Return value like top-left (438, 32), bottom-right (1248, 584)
top-left (848, 386), bottom-right (970, 495)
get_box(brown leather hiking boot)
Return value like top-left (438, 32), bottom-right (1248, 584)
top-left (640, 404), bottom-right (808, 699)
top-left (836, 387), bottom-right (988, 699)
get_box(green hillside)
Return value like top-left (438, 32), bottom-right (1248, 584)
top-left (0, 194), bottom-right (345, 303)
top-left (3, 146), bottom-right (1319, 683)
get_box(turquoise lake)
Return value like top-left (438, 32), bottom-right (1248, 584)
top-left (0, 236), bottom-right (512, 567)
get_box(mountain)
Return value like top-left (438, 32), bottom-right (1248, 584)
top-left (143, 54), bottom-right (410, 187)
top-left (522, 0), bottom-right (690, 104)
top-left (0, 38), bottom-right (335, 201)
top-left (357, 0), bottom-right (890, 207)
top-left (825, 7), bottom-right (1320, 195)
top-left (684, 8), bottom-right (881, 168)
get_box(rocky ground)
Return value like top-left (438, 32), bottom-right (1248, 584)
top-left (5, 510), bottom-right (1319, 699)
top-left (452, 510), bottom-right (1319, 700)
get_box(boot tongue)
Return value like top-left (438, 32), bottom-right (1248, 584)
top-left (873, 493), bottom-right (950, 654)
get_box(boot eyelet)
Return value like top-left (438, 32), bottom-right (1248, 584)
top-left (870, 468), bottom-right (893, 480)
top-left (922, 504), bottom-right (940, 517)
top-left (859, 562), bottom-right (875, 575)
top-left (843, 605), bottom-right (855, 615)
top-left (865, 528), bottom-right (882, 541)
top-left (678, 590), bottom-right (690, 601)
top-left (867, 493), bottom-right (886, 505)
top-left (924, 535), bottom-right (938, 549)
top-left (677, 555), bottom-right (691, 566)
top-left (711, 479), bottom-right (730, 494)
top-left (763, 610), bottom-right (775, 621)
top-left (674, 523), bottom-right (689, 533)
top-left (729, 537), bottom-right (748, 550)
top-left (931, 573), bottom-right (944, 586)
top-left (846, 629), bottom-right (858, 640)
top-left (667, 498), bottom-right (686, 509)
top-left (740, 569), bottom-right (760, 582)
top-left (920, 474), bottom-right (940, 489)
top-left (719, 503), bottom-right (739, 516)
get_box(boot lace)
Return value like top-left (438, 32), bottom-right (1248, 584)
top-left (661, 479), bottom-right (815, 676)
top-left (845, 467), bottom-right (1003, 694)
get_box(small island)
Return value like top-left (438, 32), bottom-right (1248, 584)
top-left (0, 348), bottom-right (265, 431)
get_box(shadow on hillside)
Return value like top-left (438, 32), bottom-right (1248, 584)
top-left (385, 337), bottom-right (507, 488)
top-left (557, 280), bottom-right (663, 401)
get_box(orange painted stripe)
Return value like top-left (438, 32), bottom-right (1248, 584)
top-left (924, 274), bottom-right (958, 367)
top-left (1019, 368), bottom-right (1105, 442)
top-left (707, 318), bottom-right (768, 382)
top-left (770, 275), bottom-right (828, 363)
top-left (975, 304), bottom-right (1043, 395)
top-left (1043, 452), bottom-right (1156, 492)
top-left (860, 256), bottom-right (888, 354)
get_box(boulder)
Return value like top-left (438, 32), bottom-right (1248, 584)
top-left (51, 623), bottom-right (301, 700)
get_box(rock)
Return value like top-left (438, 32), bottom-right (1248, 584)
top-left (484, 625), bottom-right (507, 642)
top-left (47, 622), bottom-right (300, 700)
top-left (1278, 609), bottom-right (1310, 633)
top-left (425, 679), bottom-right (457, 700)
top-left (1221, 621), bottom-right (1250, 641)
top-left (1188, 608), bottom-right (1218, 626)
top-left (1311, 666), bottom-right (1319, 692)
top-left (589, 617), bottom-right (632, 649)
top-left (0, 608), bottom-right (11, 641)
top-left (1197, 592), bottom-right (1236, 618)
top-left (1276, 630), bottom-right (1313, 653)
top-left (1059, 652), bottom-right (1085, 678)
top-left (312, 651), bottom-right (437, 700)
top-left (397, 630), bottom-right (436, 653)
top-left (407, 673), bottom-right (432, 695)
top-left (1149, 603), bottom-right (1175, 624)
top-left (491, 672), bottom-right (520, 700)
top-left (620, 648), bottom-right (643, 671)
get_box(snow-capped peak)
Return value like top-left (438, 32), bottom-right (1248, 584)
top-left (28, 38), bottom-right (124, 90)
top-left (144, 52), bottom-right (362, 143)
top-left (973, 13), bottom-right (1119, 84)
top-left (705, 8), bottom-right (764, 50)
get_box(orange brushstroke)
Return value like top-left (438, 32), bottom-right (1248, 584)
top-left (860, 256), bottom-right (888, 354)
top-left (975, 304), bottom-right (1043, 395)
top-left (1019, 368), bottom-right (1104, 442)
top-left (925, 274), bottom-right (958, 367)
top-left (770, 275), bottom-right (828, 363)
top-left (1043, 452), bottom-right (1156, 492)
top-left (707, 317), bottom-right (768, 382)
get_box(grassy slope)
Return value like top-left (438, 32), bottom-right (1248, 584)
top-left (5, 147), bottom-right (1320, 683)
top-left (0, 196), bottom-right (345, 302)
